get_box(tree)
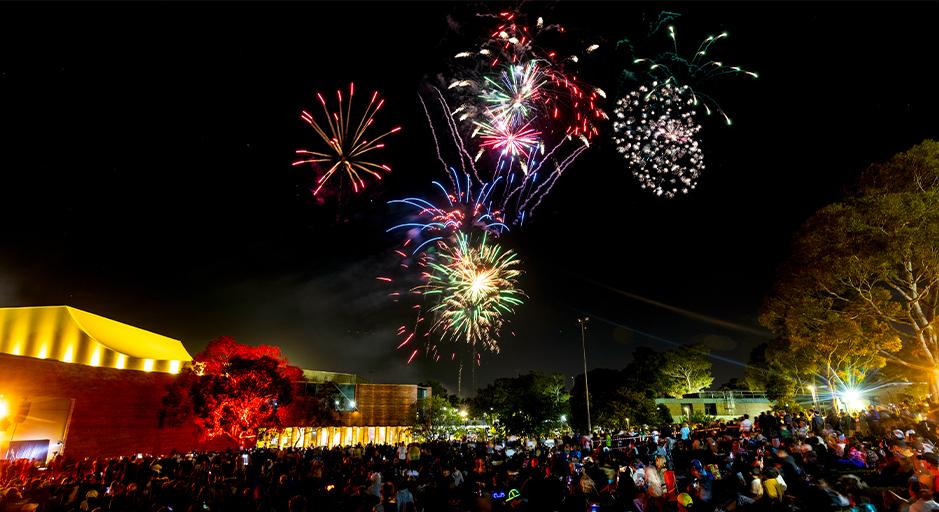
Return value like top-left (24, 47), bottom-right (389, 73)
top-left (762, 141), bottom-right (937, 401)
top-left (570, 368), bottom-right (626, 432)
top-left (744, 340), bottom-right (811, 405)
top-left (656, 404), bottom-right (675, 426)
top-left (719, 378), bottom-right (749, 391)
top-left (622, 346), bottom-right (668, 393)
top-left (288, 381), bottom-right (343, 426)
top-left (570, 348), bottom-right (672, 432)
top-left (596, 388), bottom-right (660, 430)
top-left (418, 380), bottom-right (460, 407)
top-left (162, 337), bottom-right (303, 445)
top-left (760, 288), bottom-right (898, 410)
top-left (660, 344), bottom-right (714, 398)
top-left (472, 372), bottom-right (568, 437)
top-left (412, 394), bottom-right (463, 440)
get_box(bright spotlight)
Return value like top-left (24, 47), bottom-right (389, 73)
top-left (841, 388), bottom-right (864, 411)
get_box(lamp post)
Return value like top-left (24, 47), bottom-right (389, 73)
top-left (578, 317), bottom-right (591, 435)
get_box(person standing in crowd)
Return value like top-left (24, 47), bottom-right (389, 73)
top-left (740, 414), bottom-right (753, 434)
top-left (762, 466), bottom-right (787, 509)
top-left (749, 467), bottom-right (764, 502)
top-left (644, 455), bottom-right (668, 512)
top-left (812, 409), bottom-right (825, 434)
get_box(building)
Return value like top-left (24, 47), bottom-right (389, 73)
top-left (0, 305), bottom-right (228, 461)
top-left (0, 306), bottom-right (426, 460)
top-left (655, 391), bottom-right (813, 422)
top-left (258, 370), bottom-right (430, 449)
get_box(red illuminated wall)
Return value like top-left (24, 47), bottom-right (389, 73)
top-left (0, 353), bottom-right (232, 458)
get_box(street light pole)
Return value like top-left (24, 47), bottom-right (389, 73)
top-left (578, 317), bottom-right (592, 435)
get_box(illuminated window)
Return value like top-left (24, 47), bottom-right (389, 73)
top-left (89, 350), bottom-right (101, 367)
top-left (143, 359), bottom-right (154, 372)
top-left (115, 354), bottom-right (126, 369)
top-left (168, 360), bottom-right (181, 374)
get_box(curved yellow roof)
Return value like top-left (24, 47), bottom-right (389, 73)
top-left (0, 306), bottom-right (191, 372)
top-left (64, 307), bottom-right (192, 361)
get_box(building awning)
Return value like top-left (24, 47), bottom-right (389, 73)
top-left (0, 306), bottom-right (191, 373)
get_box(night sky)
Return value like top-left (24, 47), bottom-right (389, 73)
top-left (1, 2), bottom-right (936, 393)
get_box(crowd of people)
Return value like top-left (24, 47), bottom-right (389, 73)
top-left (2, 402), bottom-right (938, 512)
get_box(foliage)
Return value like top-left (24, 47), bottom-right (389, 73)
top-left (571, 368), bottom-right (625, 432)
top-left (471, 371), bottom-right (568, 437)
top-left (570, 347), bottom-right (674, 432)
top-left (162, 337), bottom-right (302, 445)
top-left (595, 388), bottom-right (660, 431)
top-left (744, 340), bottom-right (812, 404)
top-left (660, 344), bottom-right (714, 398)
top-left (412, 394), bottom-right (465, 440)
top-left (719, 377), bottom-right (749, 391)
top-left (289, 382), bottom-right (343, 427)
top-left (685, 411), bottom-right (716, 425)
top-left (761, 140), bottom-right (938, 402)
top-left (622, 346), bottom-right (668, 393)
top-left (418, 380), bottom-right (461, 407)
top-left (656, 404), bottom-right (675, 426)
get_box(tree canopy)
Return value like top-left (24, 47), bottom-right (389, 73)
top-left (471, 371), bottom-right (568, 437)
top-left (760, 140), bottom-right (939, 403)
top-left (162, 337), bottom-right (303, 445)
top-left (660, 344), bottom-right (714, 398)
top-left (570, 346), bottom-right (712, 432)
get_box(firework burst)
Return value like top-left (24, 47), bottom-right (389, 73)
top-left (479, 61), bottom-right (546, 128)
top-left (451, 12), bottom-right (607, 142)
top-left (386, 169), bottom-right (509, 256)
top-left (613, 82), bottom-right (704, 198)
top-left (293, 83), bottom-right (401, 196)
top-left (384, 169), bottom-right (511, 367)
top-left (420, 231), bottom-right (525, 353)
top-left (444, 11), bottom-right (605, 223)
top-left (476, 118), bottom-right (540, 159)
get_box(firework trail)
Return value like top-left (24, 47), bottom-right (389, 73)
top-left (630, 23), bottom-right (757, 126)
top-left (387, 168), bottom-right (509, 255)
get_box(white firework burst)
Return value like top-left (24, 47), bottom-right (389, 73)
top-left (612, 82), bottom-right (704, 198)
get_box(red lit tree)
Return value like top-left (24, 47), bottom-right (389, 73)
top-left (162, 337), bottom-right (303, 445)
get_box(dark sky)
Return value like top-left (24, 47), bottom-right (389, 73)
top-left (0, 2), bottom-right (936, 394)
